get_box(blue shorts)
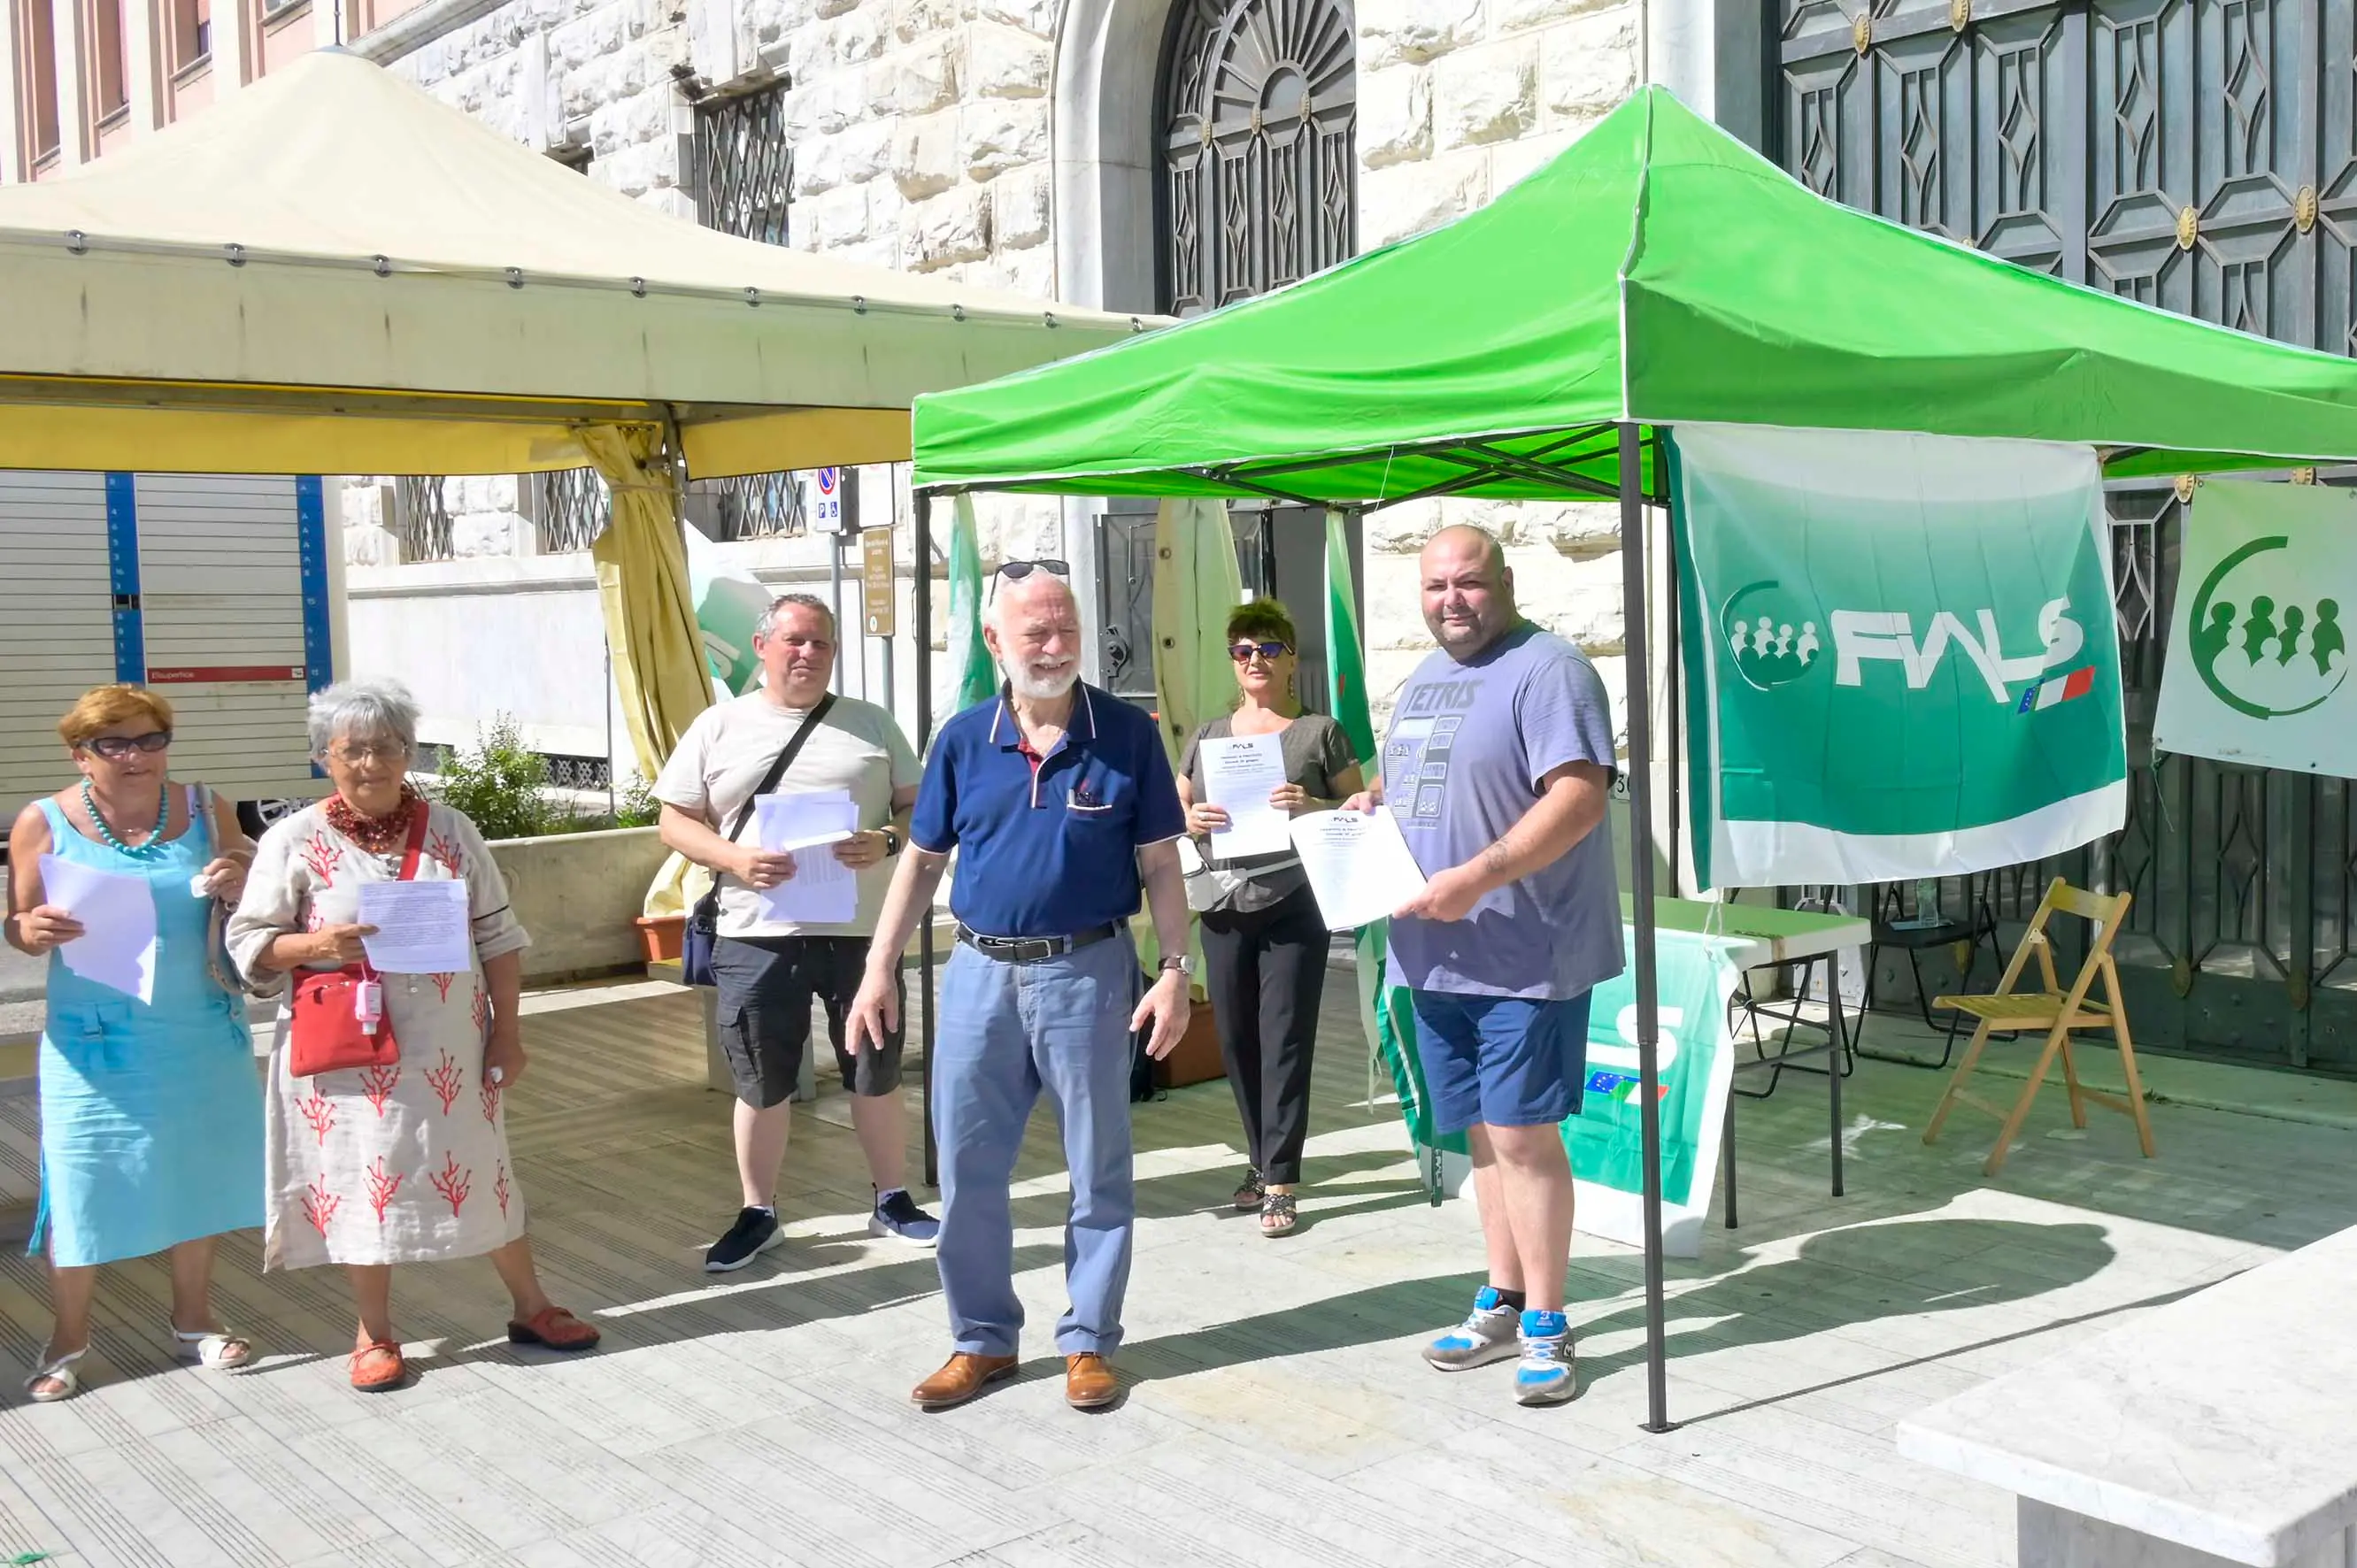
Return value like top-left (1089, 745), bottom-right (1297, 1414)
top-left (1410, 988), bottom-right (1593, 1135)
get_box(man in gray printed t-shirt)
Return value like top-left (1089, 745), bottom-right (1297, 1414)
top-left (1349, 523), bottom-right (1621, 1408)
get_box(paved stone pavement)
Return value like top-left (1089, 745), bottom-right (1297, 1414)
top-left (0, 973), bottom-right (2344, 1567)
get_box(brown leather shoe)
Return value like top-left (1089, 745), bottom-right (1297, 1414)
top-left (910, 1352), bottom-right (1019, 1410)
top-left (1064, 1353), bottom-right (1119, 1410)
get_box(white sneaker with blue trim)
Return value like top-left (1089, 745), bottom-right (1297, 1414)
top-left (1513, 1308), bottom-right (1578, 1406)
top-left (1422, 1286), bottom-right (1523, 1371)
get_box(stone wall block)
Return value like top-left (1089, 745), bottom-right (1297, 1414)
top-left (1365, 498), bottom-right (1445, 554)
top-left (975, 0), bottom-right (1052, 38)
top-left (1495, 0), bottom-right (1618, 34)
top-left (960, 96), bottom-right (1049, 179)
top-left (834, 4), bottom-right (889, 62)
top-left (813, 0), bottom-right (859, 21)
top-left (808, 183), bottom-right (875, 249)
top-left (837, 118), bottom-right (896, 185)
top-left (1359, 149), bottom-right (1489, 248)
top-left (1360, 64), bottom-right (1432, 168)
top-left (1361, 0), bottom-right (1483, 67)
top-left (891, 0), bottom-right (961, 41)
top-left (1541, 6), bottom-right (1637, 121)
top-left (1535, 501), bottom-right (1621, 559)
top-left (967, 21), bottom-right (1049, 97)
top-left (1434, 39), bottom-right (1537, 149)
top-left (902, 185), bottom-right (993, 269)
top-left (991, 164), bottom-right (1052, 249)
top-left (889, 34), bottom-right (962, 115)
top-left (994, 240), bottom-right (1055, 295)
top-left (890, 108), bottom-right (964, 199)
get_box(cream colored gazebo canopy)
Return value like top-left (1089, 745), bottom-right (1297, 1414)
top-left (0, 47), bottom-right (1150, 478)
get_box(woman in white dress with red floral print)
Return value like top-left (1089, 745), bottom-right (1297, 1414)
top-left (227, 679), bottom-right (599, 1392)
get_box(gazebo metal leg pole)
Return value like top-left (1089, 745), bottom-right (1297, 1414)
top-left (1618, 421), bottom-right (1673, 1436)
top-left (915, 489), bottom-right (938, 1191)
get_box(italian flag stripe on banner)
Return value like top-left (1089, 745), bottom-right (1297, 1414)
top-left (1324, 511), bottom-right (1465, 1202)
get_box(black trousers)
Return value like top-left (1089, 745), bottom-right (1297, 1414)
top-left (1199, 884), bottom-right (1328, 1186)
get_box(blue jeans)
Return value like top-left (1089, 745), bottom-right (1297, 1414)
top-left (934, 934), bottom-right (1138, 1357)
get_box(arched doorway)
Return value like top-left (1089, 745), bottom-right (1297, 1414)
top-left (1087, 0), bottom-right (1364, 707)
top-left (1155, 0), bottom-right (1358, 316)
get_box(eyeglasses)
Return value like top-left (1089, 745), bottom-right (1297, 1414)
top-left (82, 731), bottom-right (172, 759)
top-left (329, 742), bottom-right (408, 765)
top-left (1229, 641), bottom-right (1291, 664)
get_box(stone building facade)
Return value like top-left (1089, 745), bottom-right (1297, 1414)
top-left (346, 0), bottom-right (1666, 748)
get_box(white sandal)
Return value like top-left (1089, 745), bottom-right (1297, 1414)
top-left (172, 1326), bottom-right (253, 1370)
top-left (25, 1347), bottom-right (86, 1403)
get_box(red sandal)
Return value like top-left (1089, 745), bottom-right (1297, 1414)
top-left (350, 1340), bottom-right (407, 1393)
top-left (507, 1306), bottom-right (602, 1352)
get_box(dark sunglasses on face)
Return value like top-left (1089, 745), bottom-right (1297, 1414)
top-left (83, 731), bottom-right (173, 759)
top-left (1230, 641), bottom-right (1291, 663)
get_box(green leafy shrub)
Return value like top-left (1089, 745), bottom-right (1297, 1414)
top-left (615, 773), bottom-right (660, 829)
top-left (428, 716), bottom-right (561, 842)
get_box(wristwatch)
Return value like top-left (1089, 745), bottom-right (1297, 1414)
top-left (1159, 955), bottom-right (1193, 977)
top-left (879, 826), bottom-right (903, 857)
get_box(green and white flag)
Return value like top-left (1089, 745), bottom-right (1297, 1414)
top-left (946, 495), bottom-right (997, 716)
top-left (1670, 424), bottom-right (2127, 888)
top-left (1325, 511), bottom-right (1466, 1201)
top-left (2154, 480), bottom-right (2357, 777)
top-left (682, 522), bottom-right (773, 699)
top-left (1567, 926), bottom-right (1741, 1257)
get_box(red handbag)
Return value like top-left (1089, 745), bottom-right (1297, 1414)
top-left (287, 804), bottom-right (429, 1080)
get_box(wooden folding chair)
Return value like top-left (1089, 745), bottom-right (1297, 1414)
top-left (1922, 877), bottom-right (2156, 1177)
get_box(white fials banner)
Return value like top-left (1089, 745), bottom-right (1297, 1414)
top-left (2154, 480), bottom-right (2357, 778)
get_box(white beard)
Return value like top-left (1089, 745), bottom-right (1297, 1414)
top-left (1005, 660), bottom-right (1079, 701)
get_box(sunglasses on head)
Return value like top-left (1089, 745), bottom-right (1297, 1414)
top-left (82, 731), bottom-right (173, 759)
top-left (988, 558), bottom-right (1069, 601)
top-left (1229, 640), bottom-right (1291, 663)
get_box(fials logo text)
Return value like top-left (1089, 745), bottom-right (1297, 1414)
top-left (1829, 596), bottom-right (2092, 708)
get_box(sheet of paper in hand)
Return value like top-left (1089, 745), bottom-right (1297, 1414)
top-left (38, 854), bottom-right (158, 1003)
top-left (1201, 732), bottom-right (1292, 858)
top-left (357, 880), bottom-right (472, 973)
top-left (1290, 808), bottom-right (1427, 930)
top-left (754, 791), bottom-right (860, 925)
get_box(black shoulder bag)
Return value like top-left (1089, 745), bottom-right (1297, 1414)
top-left (681, 693), bottom-right (836, 987)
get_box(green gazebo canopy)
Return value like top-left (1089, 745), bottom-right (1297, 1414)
top-left (912, 87), bottom-right (2357, 503)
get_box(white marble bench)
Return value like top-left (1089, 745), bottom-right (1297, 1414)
top-left (1898, 1222), bottom-right (2357, 1567)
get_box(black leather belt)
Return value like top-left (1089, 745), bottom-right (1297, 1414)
top-left (956, 922), bottom-right (1118, 964)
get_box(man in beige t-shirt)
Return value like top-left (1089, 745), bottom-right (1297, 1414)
top-left (655, 594), bottom-right (936, 1269)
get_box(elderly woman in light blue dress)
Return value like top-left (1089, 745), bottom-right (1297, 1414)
top-left (3, 683), bottom-right (266, 1403)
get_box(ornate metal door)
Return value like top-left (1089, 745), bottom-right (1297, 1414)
top-left (1776, 0), bottom-right (2357, 1069)
top-left (1157, 0), bottom-right (1359, 315)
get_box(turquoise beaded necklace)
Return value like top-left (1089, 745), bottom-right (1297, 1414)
top-left (79, 779), bottom-right (169, 859)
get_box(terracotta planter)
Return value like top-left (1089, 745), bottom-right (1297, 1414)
top-left (634, 913), bottom-right (685, 963)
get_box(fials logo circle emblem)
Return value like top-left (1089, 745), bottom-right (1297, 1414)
top-left (2189, 535), bottom-right (2348, 720)
top-left (1720, 580), bottom-right (1825, 692)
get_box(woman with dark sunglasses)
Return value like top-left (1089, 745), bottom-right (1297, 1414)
top-left (3, 685), bottom-right (265, 1401)
top-left (1175, 599), bottom-right (1363, 1236)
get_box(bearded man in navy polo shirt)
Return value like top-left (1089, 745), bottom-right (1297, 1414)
top-left (847, 565), bottom-right (1192, 1413)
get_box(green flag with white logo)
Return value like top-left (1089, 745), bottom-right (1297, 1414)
top-left (2154, 480), bottom-right (2357, 777)
top-left (1325, 511), bottom-right (1465, 1197)
top-left (1670, 424), bottom-right (2127, 888)
top-left (947, 495), bottom-right (997, 716)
